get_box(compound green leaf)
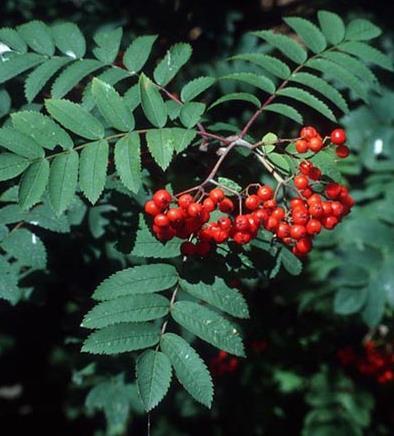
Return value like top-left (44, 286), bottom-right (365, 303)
top-left (264, 103), bottom-right (303, 124)
top-left (81, 322), bottom-right (160, 355)
top-left (284, 17), bottom-right (327, 53)
top-left (114, 132), bottom-right (141, 193)
top-left (52, 22), bottom-right (86, 59)
top-left (154, 43), bottom-right (192, 86)
top-left (146, 128), bottom-right (174, 170)
top-left (93, 27), bottom-right (123, 64)
top-left (92, 78), bottom-right (134, 131)
top-left (160, 333), bottom-right (213, 408)
top-left (179, 102), bottom-right (205, 128)
top-left (0, 272), bottom-right (21, 305)
top-left (79, 139), bottom-right (109, 204)
top-left (181, 76), bottom-right (215, 102)
top-left (339, 41), bottom-right (393, 71)
top-left (171, 301), bottom-right (245, 356)
top-left (82, 294), bottom-right (170, 328)
top-left (18, 158), bottom-right (49, 209)
top-left (0, 126), bottom-right (44, 158)
top-left (136, 350), bottom-right (172, 411)
top-left (210, 92), bottom-right (260, 110)
top-left (220, 72), bottom-right (275, 94)
top-left (0, 153), bottom-right (30, 181)
top-left (48, 149), bottom-right (79, 214)
top-left (253, 30), bottom-right (307, 63)
top-left (0, 53), bottom-right (44, 84)
top-left (93, 263), bottom-right (178, 301)
top-left (346, 18), bottom-right (382, 41)
top-left (46, 99), bottom-right (105, 139)
top-left (123, 35), bottom-right (157, 73)
top-left (139, 74), bottom-right (167, 128)
top-left (17, 21), bottom-right (54, 55)
top-left (231, 53), bottom-right (290, 79)
top-left (317, 10), bottom-right (345, 45)
top-left (0, 27), bottom-right (27, 53)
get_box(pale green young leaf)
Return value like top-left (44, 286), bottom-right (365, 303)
top-left (181, 76), bottom-right (215, 102)
top-left (0, 153), bottom-right (30, 181)
top-left (136, 350), bottom-right (172, 412)
top-left (52, 22), bottom-right (86, 59)
top-left (51, 59), bottom-right (104, 98)
top-left (217, 177), bottom-right (242, 193)
top-left (114, 132), bottom-right (141, 193)
top-left (17, 21), bottom-right (54, 55)
top-left (24, 57), bottom-right (71, 102)
top-left (11, 111), bottom-right (73, 150)
top-left (317, 10), bottom-right (345, 45)
top-left (230, 53), bottom-right (290, 79)
top-left (0, 27), bottom-right (27, 53)
top-left (132, 215), bottom-right (182, 258)
top-left (45, 99), bottom-right (105, 139)
top-left (79, 139), bottom-right (109, 204)
top-left (93, 263), bottom-right (178, 301)
top-left (154, 43), bottom-right (192, 86)
top-left (139, 74), bottom-right (167, 128)
top-left (339, 41), bottom-right (393, 71)
top-left (82, 294), bottom-right (170, 329)
top-left (284, 17), bottom-right (327, 53)
top-left (290, 72), bottom-right (349, 113)
top-left (0, 127), bottom-right (44, 158)
top-left (18, 159), bottom-right (49, 209)
top-left (161, 333), bottom-right (213, 408)
top-left (0, 53), bottom-right (44, 84)
top-left (264, 103), bottom-right (303, 124)
top-left (306, 58), bottom-right (369, 102)
top-left (171, 301), bottom-right (245, 356)
top-left (81, 322), bottom-right (160, 355)
top-left (146, 129), bottom-right (174, 170)
top-left (277, 87), bottom-right (336, 121)
top-left (93, 27), bottom-right (123, 64)
top-left (0, 228), bottom-right (47, 268)
top-left (123, 35), bottom-right (157, 73)
top-left (219, 72), bottom-right (275, 94)
top-left (346, 18), bottom-right (382, 41)
top-left (253, 30), bottom-right (307, 63)
top-left (92, 78), bottom-right (134, 131)
top-left (209, 92), bottom-right (260, 110)
top-left (180, 277), bottom-right (249, 318)
top-left (179, 102), bottom-right (205, 128)
top-left (48, 149), bottom-right (79, 215)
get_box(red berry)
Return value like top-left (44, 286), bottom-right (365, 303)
top-left (325, 183), bottom-right (342, 199)
top-left (266, 216), bottom-right (279, 232)
top-left (203, 197), bottom-right (216, 212)
top-left (178, 194), bottom-right (194, 209)
top-left (144, 200), bottom-right (161, 216)
top-left (187, 203), bottom-right (203, 217)
top-left (296, 237), bottom-right (312, 254)
top-left (300, 126), bottom-right (317, 140)
top-left (290, 224), bottom-right (307, 240)
top-left (302, 189), bottom-right (313, 199)
top-left (306, 219), bottom-right (321, 235)
top-left (264, 199), bottom-right (277, 209)
top-left (309, 203), bottom-right (323, 219)
top-left (257, 185), bottom-right (273, 201)
top-left (154, 214), bottom-right (170, 228)
top-left (294, 175), bottom-right (309, 189)
top-left (308, 136), bottom-right (323, 152)
top-left (321, 215), bottom-right (338, 229)
top-left (167, 208), bottom-right (184, 224)
top-left (209, 188), bottom-right (225, 203)
top-left (277, 222), bottom-right (290, 239)
top-left (307, 194), bottom-right (322, 205)
top-left (233, 232), bottom-right (252, 245)
top-left (181, 241), bottom-right (196, 256)
top-left (322, 201), bottom-right (333, 216)
top-left (218, 217), bottom-right (232, 231)
top-left (292, 207), bottom-right (309, 225)
top-left (331, 201), bottom-right (345, 217)
top-left (219, 197), bottom-right (234, 213)
top-left (296, 139), bottom-right (308, 153)
top-left (234, 215), bottom-right (250, 232)
top-left (330, 128), bottom-right (346, 145)
top-left (299, 161), bottom-right (313, 176)
top-left (245, 194), bottom-right (261, 210)
top-left (271, 207), bottom-right (285, 221)
top-left (212, 229), bottom-right (229, 243)
top-left (290, 198), bottom-right (306, 209)
top-left (309, 167), bottom-right (322, 180)
top-left (153, 189), bottom-right (172, 209)
top-left (336, 145), bottom-right (350, 158)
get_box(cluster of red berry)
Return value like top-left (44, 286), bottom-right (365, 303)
top-left (295, 126), bottom-right (350, 158)
top-left (337, 341), bottom-right (394, 384)
top-left (210, 350), bottom-right (239, 376)
top-left (144, 127), bottom-right (354, 257)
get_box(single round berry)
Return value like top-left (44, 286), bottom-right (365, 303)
top-left (308, 136), bottom-right (323, 152)
top-left (209, 188), bottom-right (225, 203)
top-left (167, 208), bottom-right (184, 224)
top-left (321, 215), bottom-right (338, 229)
top-left (294, 175), bottom-right (309, 190)
top-left (187, 202), bottom-right (203, 217)
top-left (309, 203), bottom-right (323, 219)
top-left (219, 197), bottom-right (234, 213)
top-left (290, 224), bottom-right (307, 240)
top-left (181, 241), bottom-right (196, 256)
top-left (290, 198), bottom-right (306, 210)
top-left (154, 214), bottom-right (170, 228)
top-left (234, 215), bottom-right (250, 232)
top-left (292, 207), bottom-right (309, 225)
top-left (178, 194), bottom-right (194, 209)
top-left (325, 183), bottom-right (342, 199)
top-left (296, 139), bottom-right (308, 153)
top-left (296, 237), bottom-right (312, 254)
top-left (265, 216), bottom-right (279, 232)
top-left (271, 207), bottom-right (285, 221)
top-left (330, 128), bottom-right (346, 145)
top-left (233, 232), bottom-right (252, 245)
top-left (309, 167), bottom-right (322, 180)
top-left (300, 126), bottom-right (317, 140)
top-left (257, 185), bottom-right (273, 201)
top-left (245, 194), bottom-right (261, 210)
top-left (299, 161), bottom-right (313, 176)
top-left (203, 197), bottom-right (216, 212)
top-left (306, 219), bottom-right (322, 235)
top-left (218, 216), bottom-right (232, 231)
top-left (153, 189), bottom-right (172, 209)
top-left (277, 222), bottom-right (290, 239)
top-left (336, 145), bottom-right (350, 158)
top-left (144, 200), bottom-right (161, 216)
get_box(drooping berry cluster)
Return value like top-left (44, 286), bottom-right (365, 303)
top-left (144, 127), bottom-right (354, 257)
top-left (337, 341), bottom-right (394, 384)
top-left (295, 126), bottom-right (350, 158)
